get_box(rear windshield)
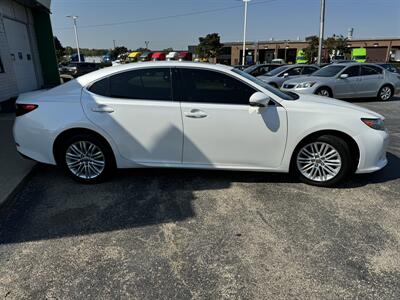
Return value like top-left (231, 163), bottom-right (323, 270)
top-left (232, 69), bottom-right (299, 100)
top-left (312, 65), bottom-right (345, 77)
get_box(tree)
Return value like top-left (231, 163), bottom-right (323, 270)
top-left (302, 36), bottom-right (319, 63)
top-left (110, 46), bottom-right (129, 59)
top-left (196, 33), bottom-right (223, 59)
top-left (324, 34), bottom-right (350, 61)
top-left (53, 36), bottom-right (65, 62)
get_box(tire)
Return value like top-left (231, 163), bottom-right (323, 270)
top-left (58, 133), bottom-right (115, 183)
top-left (315, 87), bottom-right (332, 97)
top-left (293, 135), bottom-right (352, 187)
top-left (377, 85), bottom-right (393, 101)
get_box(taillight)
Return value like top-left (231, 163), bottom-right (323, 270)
top-left (16, 104), bottom-right (38, 117)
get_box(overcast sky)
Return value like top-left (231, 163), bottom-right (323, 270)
top-left (51, 0), bottom-right (400, 50)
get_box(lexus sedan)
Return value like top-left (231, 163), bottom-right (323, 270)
top-left (257, 64), bottom-right (320, 88)
top-left (14, 62), bottom-right (388, 187)
top-left (281, 63), bottom-right (400, 101)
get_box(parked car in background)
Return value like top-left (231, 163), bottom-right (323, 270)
top-left (151, 52), bottom-right (166, 61)
top-left (139, 51), bottom-right (153, 62)
top-left (178, 51), bottom-right (192, 61)
top-left (59, 62), bottom-right (99, 78)
top-left (281, 63), bottom-right (400, 101)
top-left (271, 58), bottom-right (286, 64)
top-left (14, 61), bottom-right (388, 187)
top-left (127, 51), bottom-right (141, 62)
top-left (243, 64), bottom-right (284, 77)
top-left (166, 52), bottom-right (179, 61)
top-left (257, 64), bottom-right (320, 88)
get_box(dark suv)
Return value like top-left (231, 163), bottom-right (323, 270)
top-left (59, 62), bottom-right (99, 78)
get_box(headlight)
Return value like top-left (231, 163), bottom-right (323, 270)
top-left (295, 82), bottom-right (316, 88)
top-left (361, 118), bottom-right (385, 131)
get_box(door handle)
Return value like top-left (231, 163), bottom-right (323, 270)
top-left (184, 109), bottom-right (207, 118)
top-left (91, 105), bottom-right (114, 113)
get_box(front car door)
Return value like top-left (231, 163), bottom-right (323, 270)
top-left (334, 65), bottom-right (361, 98)
top-left (81, 67), bottom-right (183, 165)
top-left (177, 67), bottom-right (287, 169)
top-left (358, 65), bottom-right (384, 97)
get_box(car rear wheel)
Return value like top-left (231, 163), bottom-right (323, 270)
top-left (294, 135), bottom-right (352, 187)
top-left (60, 134), bottom-right (115, 183)
top-left (378, 85), bottom-right (393, 101)
top-left (315, 87), bottom-right (332, 97)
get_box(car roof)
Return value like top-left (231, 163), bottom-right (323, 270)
top-left (76, 61), bottom-right (233, 86)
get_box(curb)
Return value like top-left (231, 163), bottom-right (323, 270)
top-left (0, 164), bottom-right (37, 215)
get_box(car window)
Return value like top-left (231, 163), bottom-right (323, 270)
top-left (108, 68), bottom-right (172, 100)
top-left (360, 65), bottom-right (380, 76)
top-left (302, 66), bottom-right (318, 75)
top-left (179, 68), bottom-right (257, 105)
top-left (265, 65), bottom-right (288, 76)
top-left (369, 65), bottom-right (383, 74)
top-left (343, 65), bottom-right (360, 77)
top-left (281, 67), bottom-right (302, 77)
top-left (89, 77), bottom-right (109, 96)
top-left (312, 65), bottom-right (345, 77)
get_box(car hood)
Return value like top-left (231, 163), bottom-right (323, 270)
top-left (284, 76), bottom-right (332, 84)
top-left (289, 94), bottom-right (384, 119)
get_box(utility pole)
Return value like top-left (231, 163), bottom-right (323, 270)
top-left (145, 41), bottom-right (150, 49)
top-left (67, 16), bottom-right (81, 62)
top-left (241, 0), bottom-right (250, 66)
top-left (113, 40), bottom-right (116, 49)
top-left (317, 0), bottom-right (326, 64)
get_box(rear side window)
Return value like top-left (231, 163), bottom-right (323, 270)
top-left (343, 66), bottom-right (360, 77)
top-left (89, 77), bottom-right (109, 96)
top-left (302, 66), bottom-right (318, 75)
top-left (361, 65), bottom-right (381, 76)
top-left (179, 68), bottom-right (257, 105)
top-left (89, 68), bottom-right (172, 100)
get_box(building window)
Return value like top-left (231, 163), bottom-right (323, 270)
top-left (0, 55), bottom-right (4, 73)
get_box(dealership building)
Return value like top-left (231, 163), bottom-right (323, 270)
top-left (213, 38), bottom-right (400, 65)
top-left (0, 0), bottom-right (59, 106)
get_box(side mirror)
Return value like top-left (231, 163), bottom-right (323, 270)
top-left (283, 73), bottom-right (289, 78)
top-left (340, 73), bottom-right (349, 79)
top-left (249, 92), bottom-right (271, 107)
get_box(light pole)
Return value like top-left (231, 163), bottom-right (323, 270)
top-left (145, 41), bottom-right (150, 49)
top-left (67, 16), bottom-right (81, 62)
top-left (241, 0), bottom-right (250, 66)
top-left (317, 0), bottom-right (326, 64)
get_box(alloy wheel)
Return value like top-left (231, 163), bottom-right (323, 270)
top-left (65, 141), bottom-right (105, 179)
top-left (318, 89), bottom-right (330, 97)
top-left (296, 142), bottom-right (342, 182)
top-left (380, 86), bottom-right (392, 101)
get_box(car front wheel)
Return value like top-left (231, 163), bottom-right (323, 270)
top-left (294, 135), bottom-right (352, 187)
top-left (60, 134), bottom-right (115, 183)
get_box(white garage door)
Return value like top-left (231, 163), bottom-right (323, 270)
top-left (3, 18), bottom-right (38, 93)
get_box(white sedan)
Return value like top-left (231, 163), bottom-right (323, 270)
top-left (14, 62), bottom-right (388, 187)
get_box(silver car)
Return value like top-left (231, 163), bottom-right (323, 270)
top-left (257, 64), bottom-right (320, 88)
top-left (281, 63), bottom-right (400, 101)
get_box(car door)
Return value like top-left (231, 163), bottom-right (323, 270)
top-left (81, 67), bottom-right (183, 165)
top-left (358, 65), bottom-right (384, 97)
top-left (177, 67), bottom-right (287, 169)
top-left (334, 65), bottom-right (361, 98)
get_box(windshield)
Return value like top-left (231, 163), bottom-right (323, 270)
top-left (312, 65), bottom-right (345, 77)
top-left (264, 65), bottom-right (288, 76)
top-left (232, 68), bottom-right (299, 100)
top-left (243, 65), bottom-right (258, 73)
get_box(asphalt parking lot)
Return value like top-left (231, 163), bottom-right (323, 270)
top-left (0, 98), bottom-right (400, 299)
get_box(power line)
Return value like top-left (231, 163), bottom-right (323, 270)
top-left (53, 0), bottom-right (281, 31)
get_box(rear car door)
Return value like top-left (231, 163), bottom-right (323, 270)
top-left (358, 65), bottom-right (384, 97)
top-left (177, 67), bottom-right (287, 169)
top-left (334, 65), bottom-right (361, 98)
top-left (81, 67), bottom-right (183, 165)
